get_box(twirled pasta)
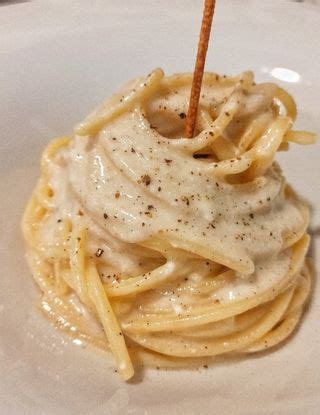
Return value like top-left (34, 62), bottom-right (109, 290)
top-left (22, 69), bottom-right (316, 380)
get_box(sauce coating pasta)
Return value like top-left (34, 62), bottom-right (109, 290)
top-left (22, 69), bottom-right (316, 380)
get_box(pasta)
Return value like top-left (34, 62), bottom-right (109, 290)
top-left (22, 69), bottom-right (316, 380)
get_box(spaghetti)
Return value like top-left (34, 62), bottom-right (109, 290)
top-left (22, 69), bottom-right (316, 380)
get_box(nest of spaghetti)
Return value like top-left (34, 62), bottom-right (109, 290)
top-left (22, 69), bottom-right (316, 380)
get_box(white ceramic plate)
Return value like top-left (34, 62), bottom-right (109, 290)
top-left (0, 1), bottom-right (319, 414)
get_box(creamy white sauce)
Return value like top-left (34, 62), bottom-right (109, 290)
top-left (42, 74), bottom-right (307, 308)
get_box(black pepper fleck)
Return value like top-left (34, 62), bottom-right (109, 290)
top-left (139, 175), bottom-right (151, 186)
top-left (95, 248), bottom-right (104, 257)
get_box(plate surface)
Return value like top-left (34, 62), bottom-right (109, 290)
top-left (0, 1), bottom-right (319, 414)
